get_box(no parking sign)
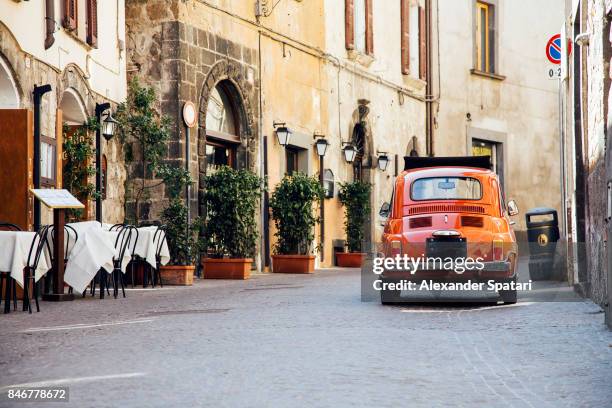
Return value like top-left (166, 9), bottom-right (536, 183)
top-left (546, 34), bottom-right (571, 65)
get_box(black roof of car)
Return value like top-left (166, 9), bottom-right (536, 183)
top-left (404, 156), bottom-right (492, 171)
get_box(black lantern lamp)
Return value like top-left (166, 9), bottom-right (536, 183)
top-left (313, 133), bottom-right (329, 157)
top-left (342, 142), bottom-right (357, 163)
top-left (102, 112), bottom-right (119, 141)
top-left (274, 122), bottom-right (292, 147)
top-left (377, 151), bottom-right (390, 171)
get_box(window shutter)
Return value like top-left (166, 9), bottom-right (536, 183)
top-left (419, 6), bottom-right (426, 80)
top-left (87, 0), bottom-right (98, 48)
top-left (63, 0), bottom-right (77, 31)
top-left (345, 0), bottom-right (355, 50)
top-left (365, 0), bottom-right (374, 55)
top-left (401, 0), bottom-right (410, 74)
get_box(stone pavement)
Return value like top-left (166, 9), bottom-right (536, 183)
top-left (0, 267), bottom-right (610, 408)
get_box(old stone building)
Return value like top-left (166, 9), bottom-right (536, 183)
top-left (434, 0), bottom-right (565, 234)
top-left (125, 0), bottom-right (431, 269)
top-left (560, 0), bottom-right (611, 327)
top-left (0, 0), bottom-right (127, 227)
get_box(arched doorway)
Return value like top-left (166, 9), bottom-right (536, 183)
top-left (59, 88), bottom-right (87, 125)
top-left (204, 81), bottom-right (241, 174)
top-left (350, 120), bottom-right (373, 248)
top-left (0, 56), bottom-right (19, 108)
top-left (59, 88), bottom-right (92, 219)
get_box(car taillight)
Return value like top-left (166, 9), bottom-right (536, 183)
top-left (492, 239), bottom-right (504, 261)
top-left (390, 240), bottom-right (402, 256)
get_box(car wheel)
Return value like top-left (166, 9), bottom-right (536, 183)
top-left (500, 288), bottom-right (517, 304)
top-left (380, 288), bottom-right (402, 305)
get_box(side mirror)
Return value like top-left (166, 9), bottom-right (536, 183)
top-left (379, 202), bottom-right (391, 218)
top-left (507, 200), bottom-right (519, 216)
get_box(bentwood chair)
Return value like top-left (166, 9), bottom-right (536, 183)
top-left (111, 224), bottom-right (140, 288)
top-left (111, 225), bottom-right (135, 298)
top-left (22, 226), bottom-right (50, 313)
top-left (0, 222), bottom-right (21, 314)
top-left (45, 225), bottom-right (78, 296)
top-left (152, 226), bottom-right (167, 287)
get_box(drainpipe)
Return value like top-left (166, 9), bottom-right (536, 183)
top-left (33, 84), bottom-right (52, 231)
top-left (44, 0), bottom-right (55, 50)
top-left (425, 0), bottom-right (434, 157)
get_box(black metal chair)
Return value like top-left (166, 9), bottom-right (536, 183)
top-left (45, 225), bottom-right (78, 296)
top-left (0, 223), bottom-right (21, 314)
top-left (22, 226), bottom-right (50, 313)
top-left (111, 225), bottom-right (134, 298)
top-left (152, 226), bottom-right (167, 287)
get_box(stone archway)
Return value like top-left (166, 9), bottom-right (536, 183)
top-left (59, 87), bottom-right (88, 124)
top-left (0, 54), bottom-right (19, 108)
top-left (197, 60), bottom-right (256, 217)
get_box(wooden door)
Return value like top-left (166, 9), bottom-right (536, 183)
top-left (0, 109), bottom-right (34, 230)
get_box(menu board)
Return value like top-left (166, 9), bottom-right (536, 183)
top-left (31, 189), bottom-right (85, 209)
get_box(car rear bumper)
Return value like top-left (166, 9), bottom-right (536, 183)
top-left (380, 260), bottom-right (515, 281)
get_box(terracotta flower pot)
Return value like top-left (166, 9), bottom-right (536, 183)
top-left (159, 265), bottom-right (195, 286)
top-left (336, 252), bottom-right (366, 267)
top-left (272, 255), bottom-right (315, 274)
top-left (202, 258), bottom-right (252, 280)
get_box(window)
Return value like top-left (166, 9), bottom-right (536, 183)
top-left (354, 0), bottom-right (366, 52)
top-left (40, 135), bottom-right (57, 188)
top-left (345, 0), bottom-right (373, 55)
top-left (411, 177), bottom-right (483, 201)
top-left (62, 0), bottom-right (98, 48)
top-left (400, 0), bottom-right (420, 77)
top-left (205, 141), bottom-right (235, 174)
top-left (286, 147), bottom-right (299, 175)
top-left (472, 138), bottom-right (504, 188)
top-left (205, 83), bottom-right (239, 174)
top-left (475, 1), bottom-right (495, 73)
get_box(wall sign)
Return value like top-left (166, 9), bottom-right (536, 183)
top-left (182, 101), bottom-right (197, 128)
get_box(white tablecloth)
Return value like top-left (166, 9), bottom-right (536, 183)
top-left (0, 231), bottom-right (50, 288)
top-left (131, 226), bottom-right (170, 268)
top-left (102, 224), bottom-right (170, 269)
top-left (63, 222), bottom-right (131, 293)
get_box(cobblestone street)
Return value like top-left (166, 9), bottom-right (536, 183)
top-left (0, 264), bottom-right (611, 408)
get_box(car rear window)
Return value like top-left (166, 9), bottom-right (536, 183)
top-left (411, 177), bottom-right (482, 201)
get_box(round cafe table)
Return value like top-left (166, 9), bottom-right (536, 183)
top-left (62, 222), bottom-right (131, 294)
top-left (0, 231), bottom-right (50, 287)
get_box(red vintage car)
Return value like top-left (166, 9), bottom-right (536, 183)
top-left (378, 156), bottom-right (519, 304)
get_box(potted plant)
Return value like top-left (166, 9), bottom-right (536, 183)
top-left (269, 172), bottom-right (324, 273)
top-left (201, 166), bottom-right (262, 279)
top-left (158, 166), bottom-right (201, 285)
top-left (337, 180), bottom-right (371, 267)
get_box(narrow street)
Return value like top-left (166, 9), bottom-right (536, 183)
top-left (1, 264), bottom-right (610, 408)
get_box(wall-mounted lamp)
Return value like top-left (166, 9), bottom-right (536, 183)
top-left (342, 142), bottom-right (357, 163)
top-left (313, 133), bottom-right (329, 157)
top-left (377, 151), bottom-right (390, 171)
top-left (102, 112), bottom-right (119, 141)
top-left (274, 121), bottom-right (292, 147)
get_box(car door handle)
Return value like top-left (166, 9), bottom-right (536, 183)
top-left (509, 221), bottom-right (516, 226)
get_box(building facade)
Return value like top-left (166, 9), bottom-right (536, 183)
top-left (434, 0), bottom-right (565, 234)
top-left (560, 0), bottom-right (611, 327)
top-left (0, 0), bottom-right (127, 226)
top-left (125, 0), bottom-right (431, 270)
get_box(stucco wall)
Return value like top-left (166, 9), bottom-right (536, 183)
top-left (436, 0), bottom-right (564, 233)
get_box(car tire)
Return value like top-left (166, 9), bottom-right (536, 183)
top-left (380, 288), bottom-right (402, 305)
top-left (500, 288), bottom-right (517, 304)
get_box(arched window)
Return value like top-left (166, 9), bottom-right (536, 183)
top-left (205, 83), bottom-right (240, 173)
top-left (352, 123), bottom-right (366, 181)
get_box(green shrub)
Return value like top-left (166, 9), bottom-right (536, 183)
top-left (338, 180), bottom-right (371, 252)
top-left (202, 166), bottom-right (263, 258)
top-left (270, 172), bottom-right (324, 255)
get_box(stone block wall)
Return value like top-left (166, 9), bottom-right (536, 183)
top-left (125, 0), bottom-right (260, 223)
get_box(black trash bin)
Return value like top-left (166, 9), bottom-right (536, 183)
top-left (525, 208), bottom-right (559, 280)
